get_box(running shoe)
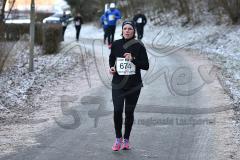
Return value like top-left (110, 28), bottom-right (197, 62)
top-left (112, 138), bottom-right (122, 151)
top-left (121, 138), bottom-right (130, 150)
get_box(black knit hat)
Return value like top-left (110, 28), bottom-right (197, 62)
top-left (122, 20), bottom-right (136, 30)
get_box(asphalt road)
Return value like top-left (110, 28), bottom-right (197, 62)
top-left (1, 39), bottom-right (235, 160)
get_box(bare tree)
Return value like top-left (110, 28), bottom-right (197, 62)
top-left (5, 0), bottom-right (16, 20)
top-left (0, 0), bottom-right (7, 23)
top-left (218, 0), bottom-right (240, 24)
top-left (178, 0), bottom-right (191, 25)
top-left (65, 0), bottom-right (102, 21)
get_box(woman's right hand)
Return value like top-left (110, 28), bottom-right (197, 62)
top-left (109, 67), bottom-right (116, 75)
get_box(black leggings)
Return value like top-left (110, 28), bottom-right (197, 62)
top-left (75, 26), bottom-right (81, 40)
top-left (107, 25), bottom-right (116, 45)
top-left (103, 28), bottom-right (108, 43)
top-left (136, 25), bottom-right (144, 40)
top-left (62, 26), bottom-right (67, 40)
top-left (112, 88), bottom-right (141, 139)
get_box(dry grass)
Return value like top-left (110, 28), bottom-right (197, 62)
top-left (0, 42), bottom-right (16, 72)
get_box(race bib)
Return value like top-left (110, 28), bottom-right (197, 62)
top-left (75, 21), bottom-right (80, 26)
top-left (116, 58), bottom-right (136, 75)
top-left (137, 18), bottom-right (142, 23)
top-left (62, 22), bottom-right (67, 26)
top-left (109, 15), bottom-right (115, 21)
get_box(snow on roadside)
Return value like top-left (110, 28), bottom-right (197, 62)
top-left (142, 23), bottom-right (240, 105)
top-left (0, 39), bottom-right (91, 125)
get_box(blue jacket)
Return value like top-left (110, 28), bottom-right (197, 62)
top-left (105, 8), bottom-right (121, 26)
top-left (100, 14), bottom-right (108, 29)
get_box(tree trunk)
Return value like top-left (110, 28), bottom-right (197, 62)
top-left (0, 0), bottom-right (7, 23)
top-left (218, 0), bottom-right (240, 24)
top-left (178, 0), bottom-right (191, 24)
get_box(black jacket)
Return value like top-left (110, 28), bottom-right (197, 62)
top-left (74, 16), bottom-right (83, 27)
top-left (133, 14), bottom-right (147, 26)
top-left (109, 38), bottom-right (149, 89)
top-left (60, 15), bottom-right (68, 26)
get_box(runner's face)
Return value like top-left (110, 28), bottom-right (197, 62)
top-left (122, 24), bottom-right (134, 39)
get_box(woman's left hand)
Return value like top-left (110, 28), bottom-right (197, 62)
top-left (123, 53), bottom-right (133, 61)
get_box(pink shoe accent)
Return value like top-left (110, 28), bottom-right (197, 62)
top-left (121, 139), bottom-right (130, 150)
top-left (108, 44), bottom-right (112, 49)
top-left (112, 138), bottom-right (122, 151)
